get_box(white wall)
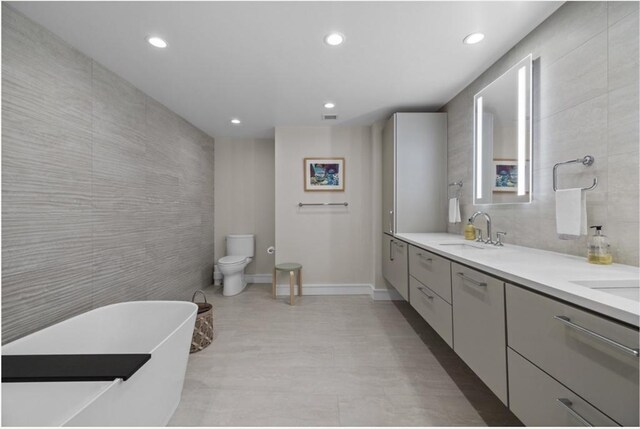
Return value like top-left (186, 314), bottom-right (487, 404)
top-left (214, 138), bottom-right (275, 275)
top-left (274, 126), bottom-right (375, 287)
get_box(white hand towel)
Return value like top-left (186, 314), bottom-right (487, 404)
top-left (448, 198), bottom-right (461, 223)
top-left (556, 188), bottom-right (587, 239)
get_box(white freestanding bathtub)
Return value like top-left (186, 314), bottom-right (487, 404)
top-left (2, 301), bottom-right (197, 426)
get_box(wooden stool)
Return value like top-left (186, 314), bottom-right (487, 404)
top-left (272, 263), bottom-right (302, 305)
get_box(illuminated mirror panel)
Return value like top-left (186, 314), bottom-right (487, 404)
top-left (473, 54), bottom-right (532, 205)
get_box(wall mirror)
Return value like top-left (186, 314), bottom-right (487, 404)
top-left (473, 54), bottom-right (532, 205)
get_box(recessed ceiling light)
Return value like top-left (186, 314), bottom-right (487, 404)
top-left (324, 33), bottom-right (345, 46)
top-left (230, 118), bottom-right (241, 125)
top-left (324, 102), bottom-right (335, 109)
top-left (463, 33), bottom-right (485, 45)
top-left (146, 36), bottom-right (167, 48)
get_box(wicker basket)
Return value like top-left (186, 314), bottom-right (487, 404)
top-left (190, 290), bottom-right (215, 353)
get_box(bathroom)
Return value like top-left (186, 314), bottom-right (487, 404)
top-left (1, 1), bottom-right (638, 427)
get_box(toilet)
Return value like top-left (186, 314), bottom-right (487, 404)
top-left (217, 234), bottom-right (255, 296)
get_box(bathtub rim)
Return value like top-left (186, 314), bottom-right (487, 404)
top-left (3, 300), bottom-right (198, 352)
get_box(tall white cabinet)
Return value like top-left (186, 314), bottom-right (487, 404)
top-left (382, 112), bottom-right (447, 235)
top-left (382, 112), bottom-right (447, 297)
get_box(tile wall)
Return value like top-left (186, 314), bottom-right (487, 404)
top-left (443, 2), bottom-right (639, 265)
top-left (2, 5), bottom-right (215, 342)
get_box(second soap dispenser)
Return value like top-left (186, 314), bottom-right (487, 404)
top-left (587, 225), bottom-right (612, 265)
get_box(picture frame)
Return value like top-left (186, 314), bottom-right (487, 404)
top-left (303, 158), bottom-right (345, 192)
top-left (493, 159), bottom-right (529, 193)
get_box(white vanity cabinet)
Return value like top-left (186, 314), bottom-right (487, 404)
top-left (382, 234), bottom-right (409, 300)
top-left (381, 112), bottom-right (447, 235)
top-left (506, 284), bottom-right (639, 426)
top-left (451, 262), bottom-right (508, 405)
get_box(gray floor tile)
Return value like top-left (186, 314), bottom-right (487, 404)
top-left (168, 284), bottom-right (521, 426)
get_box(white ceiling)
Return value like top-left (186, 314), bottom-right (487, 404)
top-left (10, 1), bottom-right (562, 139)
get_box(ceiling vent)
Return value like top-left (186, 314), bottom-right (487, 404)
top-left (322, 114), bottom-right (338, 120)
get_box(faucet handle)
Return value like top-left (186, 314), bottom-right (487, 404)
top-left (496, 231), bottom-right (507, 246)
top-left (475, 229), bottom-right (484, 242)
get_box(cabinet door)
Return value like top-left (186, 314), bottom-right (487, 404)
top-left (452, 263), bottom-right (507, 404)
top-left (382, 233), bottom-right (394, 286)
top-left (381, 116), bottom-right (395, 234)
top-left (382, 234), bottom-right (408, 301)
top-left (508, 348), bottom-right (619, 426)
top-left (395, 113), bottom-right (447, 233)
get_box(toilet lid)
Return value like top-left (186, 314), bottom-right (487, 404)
top-left (219, 255), bottom-right (246, 264)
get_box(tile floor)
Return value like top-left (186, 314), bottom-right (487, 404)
top-left (169, 284), bottom-right (522, 427)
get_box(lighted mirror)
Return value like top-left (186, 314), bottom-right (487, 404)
top-left (473, 54), bottom-right (532, 205)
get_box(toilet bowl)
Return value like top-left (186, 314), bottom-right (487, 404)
top-left (217, 234), bottom-right (255, 296)
top-left (218, 256), bottom-right (252, 296)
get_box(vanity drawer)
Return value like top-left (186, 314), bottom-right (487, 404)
top-left (506, 284), bottom-right (639, 426)
top-left (451, 263), bottom-right (507, 404)
top-left (508, 348), bottom-right (619, 426)
top-left (408, 245), bottom-right (452, 303)
top-left (409, 276), bottom-right (453, 347)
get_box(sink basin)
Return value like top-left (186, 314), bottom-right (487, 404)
top-left (439, 242), bottom-right (488, 250)
top-left (570, 279), bottom-right (640, 289)
top-left (593, 288), bottom-right (640, 301)
top-left (570, 279), bottom-right (640, 302)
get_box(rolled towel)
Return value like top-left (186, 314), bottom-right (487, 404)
top-left (448, 198), bottom-right (461, 223)
top-left (556, 188), bottom-right (587, 239)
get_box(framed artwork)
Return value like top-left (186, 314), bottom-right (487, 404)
top-left (303, 158), bottom-right (345, 191)
top-left (493, 159), bottom-right (529, 193)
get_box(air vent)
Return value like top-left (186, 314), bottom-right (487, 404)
top-left (322, 114), bottom-right (338, 120)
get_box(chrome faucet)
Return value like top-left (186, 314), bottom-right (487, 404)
top-left (470, 211), bottom-right (494, 244)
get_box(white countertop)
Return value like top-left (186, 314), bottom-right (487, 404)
top-left (394, 232), bottom-right (640, 327)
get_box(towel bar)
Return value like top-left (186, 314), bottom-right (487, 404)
top-left (552, 156), bottom-right (598, 192)
top-left (298, 202), bottom-right (348, 207)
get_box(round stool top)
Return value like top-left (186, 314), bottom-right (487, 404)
top-left (275, 262), bottom-right (302, 271)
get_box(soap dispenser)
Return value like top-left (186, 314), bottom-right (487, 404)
top-left (464, 218), bottom-right (476, 240)
top-left (587, 225), bottom-right (612, 265)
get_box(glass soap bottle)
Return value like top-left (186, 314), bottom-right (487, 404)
top-left (587, 225), bottom-right (612, 265)
top-left (464, 219), bottom-right (476, 240)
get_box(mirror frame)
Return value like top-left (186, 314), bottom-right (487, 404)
top-left (473, 54), bottom-right (533, 205)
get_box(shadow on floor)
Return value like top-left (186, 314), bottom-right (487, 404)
top-left (392, 300), bottom-right (523, 427)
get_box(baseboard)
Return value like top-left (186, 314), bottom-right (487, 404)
top-left (246, 274), bottom-right (272, 284)
top-left (370, 287), bottom-right (404, 301)
top-left (272, 282), bottom-right (404, 301)
top-left (275, 283), bottom-right (373, 296)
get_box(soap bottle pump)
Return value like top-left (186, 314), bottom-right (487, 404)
top-left (587, 225), bottom-right (612, 265)
top-left (464, 218), bottom-right (476, 240)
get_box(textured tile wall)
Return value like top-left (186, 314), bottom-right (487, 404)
top-left (442, 2), bottom-right (639, 266)
top-left (1, 5), bottom-right (215, 343)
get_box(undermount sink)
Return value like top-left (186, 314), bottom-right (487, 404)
top-left (570, 279), bottom-right (640, 289)
top-left (439, 242), bottom-right (493, 250)
top-left (570, 279), bottom-right (640, 302)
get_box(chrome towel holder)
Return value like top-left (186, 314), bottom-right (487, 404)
top-left (298, 202), bottom-right (348, 207)
top-left (552, 155), bottom-right (598, 192)
top-left (448, 181), bottom-right (463, 198)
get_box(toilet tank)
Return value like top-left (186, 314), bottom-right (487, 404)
top-left (226, 234), bottom-right (255, 257)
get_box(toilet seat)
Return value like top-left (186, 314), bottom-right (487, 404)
top-left (218, 255), bottom-right (246, 265)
